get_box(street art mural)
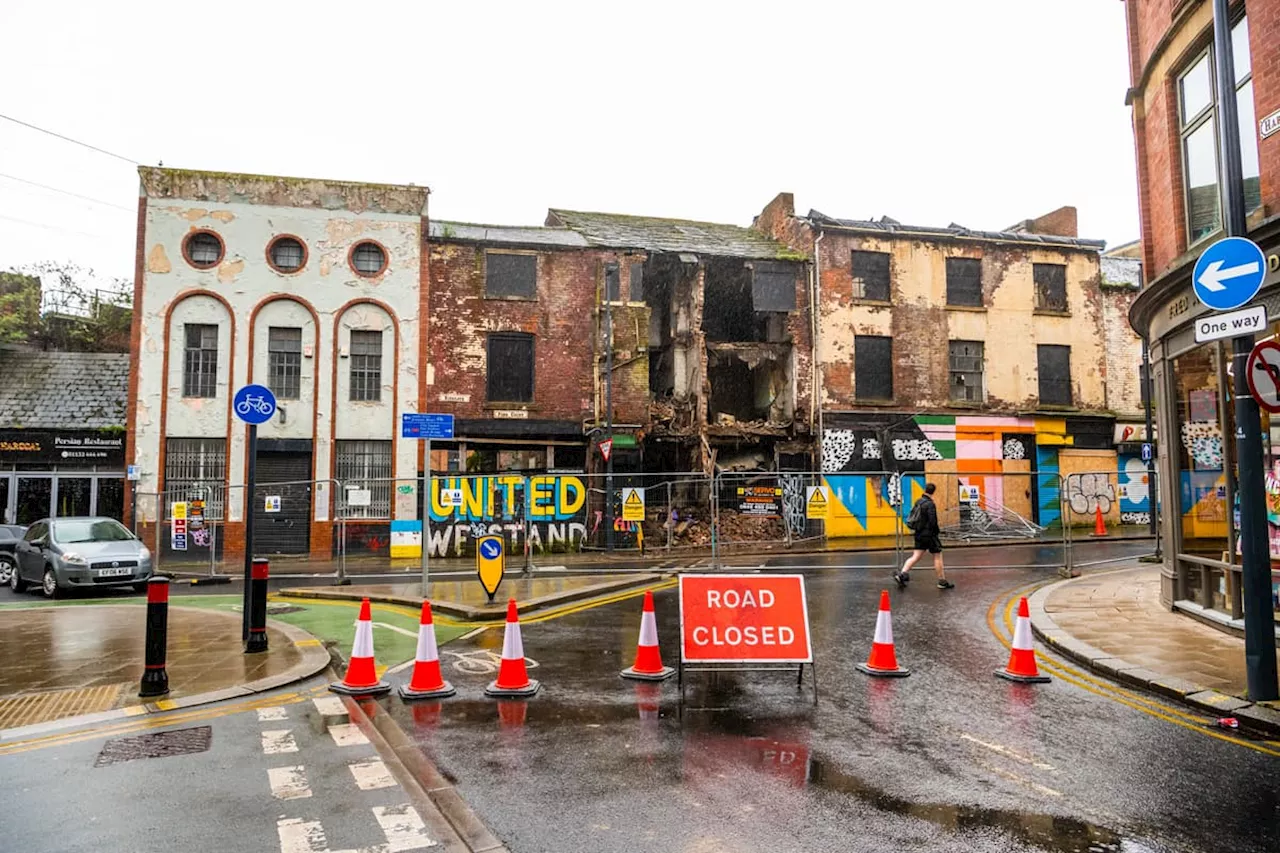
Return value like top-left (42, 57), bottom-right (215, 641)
top-left (1117, 453), bottom-right (1153, 525)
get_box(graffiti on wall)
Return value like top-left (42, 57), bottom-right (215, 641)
top-left (1066, 473), bottom-right (1116, 515)
top-left (426, 476), bottom-right (588, 557)
top-left (781, 475), bottom-right (808, 537)
top-left (1180, 421), bottom-right (1223, 469)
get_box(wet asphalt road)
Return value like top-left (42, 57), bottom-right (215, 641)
top-left (374, 547), bottom-right (1278, 853)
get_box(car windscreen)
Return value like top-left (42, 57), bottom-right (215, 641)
top-left (52, 519), bottom-right (135, 544)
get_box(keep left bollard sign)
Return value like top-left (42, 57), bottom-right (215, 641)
top-left (679, 574), bottom-right (813, 663)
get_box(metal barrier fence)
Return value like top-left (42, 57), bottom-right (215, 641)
top-left (715, 471), bottom-right (825, 552)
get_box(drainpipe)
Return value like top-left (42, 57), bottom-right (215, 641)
top-left (811, 228), bottom-right (825, 471)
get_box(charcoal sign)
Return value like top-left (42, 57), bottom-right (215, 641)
top-left (0, 430), bottom-right (125, 465)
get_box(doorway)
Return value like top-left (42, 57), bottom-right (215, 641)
top-left (253, 449), bottom-right (312, 555)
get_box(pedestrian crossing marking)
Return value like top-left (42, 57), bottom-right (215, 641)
top-left (349, 758), bottom-right (397, 790)
top-left (261, 729), bottom-right (298, 754)
top-left (327, 723), bottom-right (370, 747)
top-left (268, 765), bottom-right (313, 800)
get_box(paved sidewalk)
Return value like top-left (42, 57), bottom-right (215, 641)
top-left (1028, 565), bottom-right (1280, 734)
top-left (0, 604), bottom-right (328, 729)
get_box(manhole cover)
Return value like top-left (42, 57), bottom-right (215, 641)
top-left (95, 725), bottom-right (212, 766)
top-left (0, 684), bottom-right (126, 728)
top-left (266, 603), bottom-right (304, 615)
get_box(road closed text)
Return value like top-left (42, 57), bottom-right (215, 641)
top-left (680, 574), bottom-right (813, 663)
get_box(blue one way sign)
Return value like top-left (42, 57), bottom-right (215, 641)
top-left (1192, 236), bottom-right (1267, 311)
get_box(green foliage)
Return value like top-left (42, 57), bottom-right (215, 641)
top-left (0, 272), bottom-right (42, 343)
top-left (0, 262), bottom-right (132, 352)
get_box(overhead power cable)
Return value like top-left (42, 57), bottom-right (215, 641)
top-left (0, 112), bottom-right (139, 165)
top-left (0, 172), bottom-right (134, 213)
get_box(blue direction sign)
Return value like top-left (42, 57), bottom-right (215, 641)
top-left (476, 535), bottom-right (504, 601)
top-left (401, 413), bottom-right (455, 440)
top-left (233, 384), bottom-right (277, 425)
top-left (1192, 236), bottom-right (1267, 311)
top-left (1141, 442), bottom-right (1153, 463)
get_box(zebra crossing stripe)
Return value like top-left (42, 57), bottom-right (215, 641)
top-left (328, 723), bottom-right (370, 747)
top-left (349, 758), bottom-right (396, 790)
top-left (267, 766), bottom-right (312, 800)
top-left (372, 804), bottom-right (437, 850)
top-left (261, 729), bottom-right (299, 754)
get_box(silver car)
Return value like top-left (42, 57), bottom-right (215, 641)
top-left (10, 517), bottom-right (153, 598)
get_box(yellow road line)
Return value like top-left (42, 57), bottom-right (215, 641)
top-left (986, 584), bottom-right (1280, 758)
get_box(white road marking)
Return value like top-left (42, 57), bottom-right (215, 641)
top-left (258, 707), bottom-right (289, 722)
top-left (313, 696), bottom-right (348, 717)
top-left (268, 766), bottom-right (313, 800)
top-left (262, 729), bottom-right (299, 755)
top-left (349, 758), bottom-right (396, 791)
top-left (328, 723), bottom-right (370, 747)
top-left (959, 733), bottom-right (1056, 771)
top-left (373, 803), bottom-right (437, 850)
top-left (976, 760), bottom-right (1063, 798)
top-left (354, 619), bottom-right (419, 639)
top-left (276, 816), bottom-right (387, 853)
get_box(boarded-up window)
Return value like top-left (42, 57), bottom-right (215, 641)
top-left (605, 263), bottom-right (621, 302)
top-left (946, 257), bottom-right (983, 307)
top-left (751, 261), bottom-right (796, 311)
top-left (485, 252), bottom-right (536, 299)
top-left (1034, 263), bottom-right (1068, 311)
top-left (852, 251), bottom-right (891, 301)
top-left (949, 340), bottom-right (984, 402)
top-left (1038, 344), bottom-right (1072, 405)
top-left (629, 262), bottom-right (645, 302)
top-left (487, 333), bottom-right (535, 402)
top-left (855, 335), bottom-right (893, 401)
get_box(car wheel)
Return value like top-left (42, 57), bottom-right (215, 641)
top-left (42, 567), bottom-right (61, 599)
top-left (8, 559), bottom-right (25, 593)
top-left (0, 555), bottom-right (13, 586)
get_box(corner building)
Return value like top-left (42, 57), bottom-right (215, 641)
top-left (1124, 0), bottom-right (1280, 617)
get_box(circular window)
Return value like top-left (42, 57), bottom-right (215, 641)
top-left (184, 231), bottom-right (224, 269)
top-left (350, 241), bottom-right (387, 277)
top-left (267, 236), bottom-right (307, 273)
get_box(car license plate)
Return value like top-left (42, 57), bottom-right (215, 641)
top-left (96, 567), bottom-right (132, 577)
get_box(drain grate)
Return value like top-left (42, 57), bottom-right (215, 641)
top-left (0, 684), bottom-right (126, 728)
top-left (95, 725), bottom-right (212, 766)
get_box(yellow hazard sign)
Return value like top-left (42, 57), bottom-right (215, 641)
top-left (622, 487), bottom-right (645, 522)
top-left (806, 486), bottom-right (829, 520)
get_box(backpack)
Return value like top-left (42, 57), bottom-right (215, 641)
top-left (905, 500), bottom-right (924, 531)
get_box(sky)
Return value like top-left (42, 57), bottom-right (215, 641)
top-left (0, 1), bottom-right (1138, 290)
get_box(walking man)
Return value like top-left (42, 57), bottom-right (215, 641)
top-left (894, 483), bottom-right (954, 590)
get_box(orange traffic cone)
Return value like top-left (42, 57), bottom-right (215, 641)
top-left (856, 590), bottom-right (911, 677)
top-left (330, 598), bottom-right (391, 696)
top-left (995, 597), bottom-right (1051, 683)
top-left (1089, 504), bottom-right (1108, 537)
top-left (484, 598), bottom-right (541, 698)
top-left (399, 601), bottom-right (456, 700)
top-left (621, 590), bottom-right (675, 681)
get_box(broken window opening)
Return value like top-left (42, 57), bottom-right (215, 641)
top-left (852, 251), bottom-right (891, 302)
top-left (948, 340), bottom-right (984, 403)
top-left (1033, 263), bottom-right (1068, 312)
top-left (707, 346), bottom-right (793, 426)
top-left (703, 258), bottom-right (790, 343)
top-left (604, 262), bottom-right (621, 302)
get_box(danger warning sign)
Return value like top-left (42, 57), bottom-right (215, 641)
top-left (806, 486), bottom-right (828, 519)
top-left (622, 487), bottom-right (645, 521)
top-left (679, 574), bottom-right (813, 664)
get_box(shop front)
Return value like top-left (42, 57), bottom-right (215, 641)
top-left (0, 429), bottom-right (127, 525)
top-left (1133, 221), bottom-right (1280, 619)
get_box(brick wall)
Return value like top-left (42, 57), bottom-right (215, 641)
top-left (1101, 257), bottom-right (1146, 418)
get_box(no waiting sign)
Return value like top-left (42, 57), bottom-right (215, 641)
top-left (1247, 340), bottom-right (1280, 414)
top-left (679, 574), bottom-right (813, 664)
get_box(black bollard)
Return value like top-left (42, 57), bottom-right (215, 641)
top-left (245, 557), bottom-right (269, 654)
top-left (139, 577), bottom-right (170, 697)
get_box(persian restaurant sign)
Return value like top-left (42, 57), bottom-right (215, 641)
top-left (679, 574), bottom-right (813, 664)
top-left (0, 429), bottom-right (125, 466)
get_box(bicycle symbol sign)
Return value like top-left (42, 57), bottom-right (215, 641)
top-left (233, 384), bottom-right (277, 425)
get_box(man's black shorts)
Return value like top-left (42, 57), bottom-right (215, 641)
top-left (913, 533), bottom-right (942, 554)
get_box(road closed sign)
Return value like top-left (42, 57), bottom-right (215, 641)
top-left (679, 574), bottom-right (813, 664)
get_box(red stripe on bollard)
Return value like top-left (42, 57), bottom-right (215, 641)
top-left (139, 577), bottom-right (170, 698)
top-left (246, 558), bottom-right (270, 654)
top-left (146, 580), bottom-right (169, 604)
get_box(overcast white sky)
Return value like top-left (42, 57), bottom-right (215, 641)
top-left (0, 1), bottom-right (1137, 289)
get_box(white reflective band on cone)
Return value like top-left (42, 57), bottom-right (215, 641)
top-left (873, 611), bottom-right (893, 645)
top-left (352, 619), bottom-right (374, 658)
top-left (1012, 615), bottom-right (1034, 651)
top-left (502, 622), bottom-right (524, 661)
top-left (415, 624), bottom-right (439, 662)
top-left (639, 611), bottom-right (659, 647)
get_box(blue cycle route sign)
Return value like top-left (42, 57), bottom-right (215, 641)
top-left (401, 413), bottom-right (455, 440)
top-left (1192, 236), bottom-right (1267, 311)
top-left (233, 384), bottom-right (277, 425)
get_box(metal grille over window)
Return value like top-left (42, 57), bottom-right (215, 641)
top-left (336, 440), bottom-right (392, 518)
top-left (349, 331), bottom-right (382, 402)
top-left (351, 242), bottom-right (385, 275)
top-left (949, 340), bottom-right (984, 402)
top-left (1038, 344), bottom-right (1072, 406)
top-left (854, 335), bottom-right (893, 401)
top-left (485, 253), bottom-right (536, 298)
top-left (186, 233), bottom-right (222, 267)
top-left (1033, 263), bottom-right (1067, 312)
top-left (946, 258), bottom-right (982, 307)
top-left (268, 327), bottom-right (302, 400)
top-left (270, 237), bottom-right (304, 271)
top-left (164, 439), bottom-right (225, 519)
top-left (851, 251), bottom-right (891, 301)
top-left (182, 324), bottom-right (218, 398)
top-left (486, 333), bottom-right (535, 402)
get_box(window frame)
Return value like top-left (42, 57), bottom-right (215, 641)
top-left (266, 235), bottom-right (308, 274)
top-left (348, 329), bottom-right (383, 402)
top-left (485, 251), bottom-right (538, 300)
top-left (948, 340), bottom-right (985, 403)
top-left (945, 257), bottom-right (984, 308)
top-left (1033, 263), bottom-right (1069, 313)
top-left (348, 240), bottom-right (388, 278)
top-left (853, 334), bottom-right (894, 402)
top-left (851, 250), bottom-right (892, 303)
top-left (486, 332), bottom-right (536, 404)
top-left (182, 323), bottom-right (219, 399)
top-left (1037, 344), bottom-right (1073, 407)
top-left (267, 326), bottom-right (303, 400)
top-left (163, 437), bottom-right (227, 520)
top-left (335, 440), bottom-right (393, 519)
top-left (182, 230), bottom-right (225, 270)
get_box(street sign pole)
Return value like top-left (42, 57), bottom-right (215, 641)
top-left (401, 413), bottom-right (453, 599)
top-left (422, 437), bottom-right (431, 598)
top-left (242, 422), bottom-right (257, 642)
top-left (1142, 338), bottom-right (1160, 553)
top-left (604, 293), bottom-right (615, 553)
top-left (1213, 0), bottom-right (1277, 700)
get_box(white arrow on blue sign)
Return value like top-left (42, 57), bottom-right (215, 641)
top-left (1192, 236), bottom-right (1267, 311)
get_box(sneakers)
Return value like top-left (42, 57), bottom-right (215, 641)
top-left (893, 571), bottom-right (909, 588)
top-left (936, 579), bottom-right (955, 590)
